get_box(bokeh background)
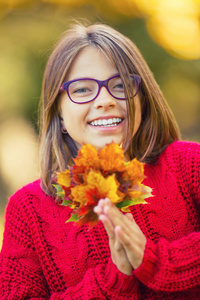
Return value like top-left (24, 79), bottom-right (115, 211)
top-left (0, 0), bottom-right (200, 248)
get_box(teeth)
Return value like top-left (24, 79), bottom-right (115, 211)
top-left (90, 118), bottom-right (122, 126)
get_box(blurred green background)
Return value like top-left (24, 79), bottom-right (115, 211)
top-left (0, 0), bottom-right (200, 248)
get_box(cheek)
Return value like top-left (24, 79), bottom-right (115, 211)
top-left (63, 109), bottom-right (78, 130)
top-left (60, 97), bottom-right (76, 124)
top-left (60, 97), bottom-right (89, 132)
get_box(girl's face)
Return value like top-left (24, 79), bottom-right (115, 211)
top-left (59, 46), bottom-right (141, 151)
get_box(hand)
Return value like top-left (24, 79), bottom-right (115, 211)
top-left (94, 198), bottom-right (146, 275)
top-left (94, 200), bottom-right (132, 275)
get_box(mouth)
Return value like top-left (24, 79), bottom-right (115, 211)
top-left (89, 117), bottom-right (123, 127)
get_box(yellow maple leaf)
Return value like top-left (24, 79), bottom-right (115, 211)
top-left (121, 184), bottom-right (152, 212)
top-left (71, 185), bottom-right (88, 207)
top-left (126, 189), bottom-right (143, 199)
top-left (86, 171), bottom-right (120, 204)
top-left (121, 197), bottom-right (147, 212)
top-left (57, 170), bottom-right (71, 187)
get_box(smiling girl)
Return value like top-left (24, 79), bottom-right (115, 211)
top-left (0, 23), bottom-right (200, 299)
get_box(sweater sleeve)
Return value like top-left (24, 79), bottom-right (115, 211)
top-left (0, 191), bottom-right (138, 300)
top-left (50, 258), bottom-right (137, 300)
top-left (133, 141), bottom-right (200, 292)
top-left (133, 233), bottom-right (200, 292)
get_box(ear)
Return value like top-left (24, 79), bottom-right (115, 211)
top-left (59, 115), bottom-right (68, 134)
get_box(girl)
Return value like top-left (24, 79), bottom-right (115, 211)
top-left (0, 23), bottom-right (200, 299)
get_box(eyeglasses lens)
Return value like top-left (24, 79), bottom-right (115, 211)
top-left (108, 77), bottom-right (126, 99)
top-left (108, 76), bottom-right (137, 99)
top-left (68, 80), bottom-right (98, 103)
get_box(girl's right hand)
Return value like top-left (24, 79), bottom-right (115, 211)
top-left (94, 200), bottom-right (133, 275)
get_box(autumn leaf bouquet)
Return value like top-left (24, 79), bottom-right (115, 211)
top-left (54, 143), bottom-right (152, 229)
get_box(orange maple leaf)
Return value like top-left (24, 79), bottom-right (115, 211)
top-left (99, 143), bottom-right (125, 173)
top-left (73, 144), bottom-right (100, 169)
top-left (125, 158), bottom-right (145, 183)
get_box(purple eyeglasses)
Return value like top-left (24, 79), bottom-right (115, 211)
top-left (59, 74), bottom-right (141, 104)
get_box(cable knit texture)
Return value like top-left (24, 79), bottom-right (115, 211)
top-left (0, 141), bottom-right (200, 299)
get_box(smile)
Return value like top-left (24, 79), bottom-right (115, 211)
top-left (89, 118), bottom-right (123, 127)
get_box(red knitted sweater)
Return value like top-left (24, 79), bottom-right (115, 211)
top-left (0, 141), bottom-right (200, 299)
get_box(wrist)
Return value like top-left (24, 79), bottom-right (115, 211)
top-left (133, 238), bottom-right (157, 284)
top-left (105, 258), bottom-right (135, 293)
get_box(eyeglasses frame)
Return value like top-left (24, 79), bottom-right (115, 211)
top-left (59, 74), bottom-right (141, 104)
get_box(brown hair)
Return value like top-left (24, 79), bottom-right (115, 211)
top-left (39, 22), bottom-right (181, 196)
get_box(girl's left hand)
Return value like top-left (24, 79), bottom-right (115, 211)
top-left (94, 198), bottom-right (146, 275)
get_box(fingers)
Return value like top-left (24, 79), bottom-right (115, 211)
top-left (94, 198), bottom-right (145, 272)
top-left (114, 221), bottom-right (146, 269)
top-left (93, 198), bottom-right (107, 216)
top-left (113, 226), bottom-right (123, 252)
top-left (95, 200), bottom-right (127, 256)
top-left (125, 213), bottom-right (134, 222)
top-left (98, 214), bottom-right (115, 242)
top-left (94, 198), bottom-right (146, 269)
top-left (95, 198), bottom-right (135, 230)
top-left (100, 219), bottom-right (133, 275)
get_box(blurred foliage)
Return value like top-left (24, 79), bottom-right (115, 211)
top-left (0, 0), bottom-right (200, 246)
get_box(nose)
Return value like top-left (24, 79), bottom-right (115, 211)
top-left (93, 86), bottom-right (116, 109)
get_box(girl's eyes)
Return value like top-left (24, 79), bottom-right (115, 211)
top-left (111, 81), bottom-right (125, 92)
top-left (113, 83), bottom-right (124, 90)
top-left (73, 87), bottom-right (91, 94)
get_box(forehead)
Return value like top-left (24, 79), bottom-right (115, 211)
top-left (66, 46), bottom-right (119, 81)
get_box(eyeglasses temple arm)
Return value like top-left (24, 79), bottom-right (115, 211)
top-left (59, 84), bottom-right (64, 94)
